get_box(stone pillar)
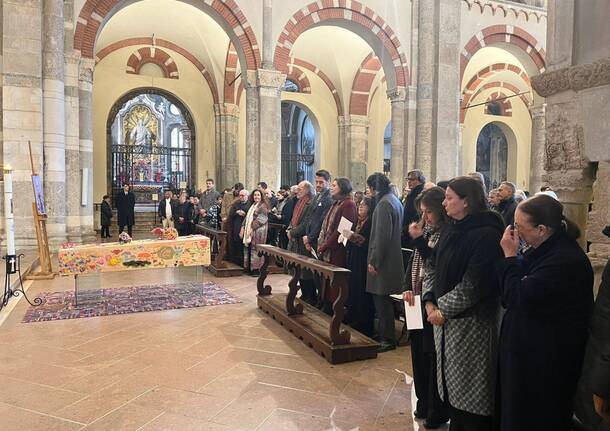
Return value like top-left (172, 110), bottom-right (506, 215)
top-left (2, 0), bottom-right (44, 248)
top-left (42, 0), bottom-right (67, 247)
top-left (245, 69), bottom-right (284, 190)
top-left (387, 87), bottom-right (407, 187)
top-left (406, 85), bottom-right (417, 172)
top-left (344, 115), bottom-right (369, 192)
top-left (587, 160), bottom-right (610, 296)
top-left (415, 0), bottom-right (461, 181)
top-left (65, 53), bottom-right (81, 241)
top-left (337, 116), bottom-right (347, 177)
top-left (528, 104), bottom-right (546, 193)
top-left (213, 103), bottom-right (240, 189)
top-left (262, 0), bottom-right (273, 70)
top-left (78, 58), bottom-right (95, 242)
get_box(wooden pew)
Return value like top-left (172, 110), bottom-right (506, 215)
top-left (255, 244), bottom-right (379, 364)
top-left (194, 223), bottom-right (243, 277)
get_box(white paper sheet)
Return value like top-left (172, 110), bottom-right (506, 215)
top-left (310, 248), bottom-right (319, 260)
top-left (337, 216), bottom-right (353, 246)
top-left (404, 295), bottom-right (424, 330)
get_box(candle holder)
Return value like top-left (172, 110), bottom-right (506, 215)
top-left (2, 254), bottom-right (42, 311)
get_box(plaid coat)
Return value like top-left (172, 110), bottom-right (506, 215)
top-left (422, 211), bottom-right (504, 416)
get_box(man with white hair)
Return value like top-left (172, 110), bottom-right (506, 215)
top-left (228, 189), bottom-right (250, 265)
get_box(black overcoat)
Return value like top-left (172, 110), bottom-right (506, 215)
top-left (115, 191), bottom-right (135, 226)
top-left (496, 231), bottom-right (594, 431)
top-left (100, 200), bottom-right (113, 226)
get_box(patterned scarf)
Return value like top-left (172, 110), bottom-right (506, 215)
top-left (290, 195), bottom-right (310, 227)
top-left (410, 225), bottom-right (440, 295)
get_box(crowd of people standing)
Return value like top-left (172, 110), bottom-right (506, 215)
top-left (100, 170), bottom-right (610, 431)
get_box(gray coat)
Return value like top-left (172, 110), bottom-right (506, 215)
top-left (366, 193), bottom-right (404, 295)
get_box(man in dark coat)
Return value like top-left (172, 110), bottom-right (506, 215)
top-left (574, 224), bottom-right (610, 430)
top-left (100, 195), bottom-right (113, 238)
top-left (366, 172), bottom-right (404, 352)
top-left (227, 189), bottom-right (250, 266)
top-left (116, 184), bottom-right (136, 236)
top-left (304, 170), bottom-right (332, 252)
top-left (497, 181), bottom-right (517, 226)
top-left (402, 169), bottom-right (425, 248)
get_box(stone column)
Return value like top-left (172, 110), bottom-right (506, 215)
top-left (213, 103), bottom-right (240, 189)
top-left (406, 85), bottom-right (417, 172)
top-left (587, 160), bottom-right (610, 295)
top-left (65, 53), bottom-right (81, 241)
top-left (42, 0), bottom-right (67, 247)
top-left (78, 58), bottom-right (95, 242)
top-left (262, 0), bottom-right (273, 69)
top-left (415, 0), bottom-right (461, 181)
top-left (245, 69), bottom-right (284, 190)
top-left (387, 87), bottom-right (407, 187)
top-left (2, 0), bottom-right (44, 248)
top-left (528, 104), bottom-right (546, 193)
top-left (337, 116), bottom-right (347, 177)
top-left (344, 115), bottom-right (369, 192)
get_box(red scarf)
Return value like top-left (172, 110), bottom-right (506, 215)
top-left (290, 196), bottom-right (310, 227)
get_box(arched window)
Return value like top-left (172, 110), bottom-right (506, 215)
top-left (486, 101), bottom-right (503, 116)
top-left (108, 91), bottom-right (195, 205)
top-left (383, 122), bottom-right (392, 174)
top-left (282, 79), bottom-right (300, 93)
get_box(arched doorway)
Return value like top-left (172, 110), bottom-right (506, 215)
top-left (280, 101), bottom-right (316, 185)
top-left (107, 89), bottom-right (196, 205)
top-left (383, 121), bottom-right (392, 175)
top-left (476, 123), bottom-right (508, 190)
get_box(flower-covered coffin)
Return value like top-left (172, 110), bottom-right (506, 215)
top-left (58, 235), bottom-right (211, 276)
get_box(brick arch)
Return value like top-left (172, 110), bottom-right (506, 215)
top-left (349, 53), bottom-right (382, 116)
top-left (461, 81), bottom-right (532, 123)
top-left (485, 91), bottom-right (512, 117)
top-left (75, 0), bottom-right (260, 72)
top-left (460, 25), bottom-right (546, 80)
top-left (273, 1), bottom-right (409, 89)
top-left (461, 63), bottom-right (531, 122)
top-left (287, 58), bottom-right (343, 117)
top-left (223, 42), bottom-right (240, 104)
top-left (285, 66), bottom-right (311, 94)
top-left (96, 37), bottom-right (219, 104)
top-left (126, 47), bottom-right (178, 79)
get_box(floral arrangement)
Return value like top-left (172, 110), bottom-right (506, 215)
top-left (118, 232), bottom-right (132, 244)
top-left (61, 242), bottom-right (78, 249)
top-left (151, 227), bottom-right (179, 240)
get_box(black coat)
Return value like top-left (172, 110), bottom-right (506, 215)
top-left (115, 191), bottom-right (135, 226)
top-left (345, 218), bottom-right (374, 335)
top-left (281, 196), bottom-right (297, 227)
top-left (402, 183), bottom-right (424, 247)
top-left (229, 201), bottom-right (250, 240)
top-left (100, 200), bottom-right (113, 226)
top-left (175, 201), bottom-right (193, 235)
top-left (158, 198), bottom-right (177, 220)
top-left (498, 197), bottom-right (517, 227)
top-left (306, 188), bottom-right (332, 248)
top-left (496, 232), bottom-right (594, 431)
top-left (575, 258), bottom-right (610, 430)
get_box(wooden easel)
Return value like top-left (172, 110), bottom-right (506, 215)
top-left (27, 142), bottom-right (54, 279)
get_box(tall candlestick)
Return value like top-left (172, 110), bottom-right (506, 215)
top-left (3, 165), bottom-right (15, 256)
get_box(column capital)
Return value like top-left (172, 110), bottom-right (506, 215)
top-left (387, 86), bottom-right (407, 102)
top-left (256, 68), bottom-right (286, 89)
top-left (78, 57), bottom-right (95, 85)
top-left (214, 103), bottom-right (240, 117)
top-left (344, 114), bottom-right (370, 128)
top-left (529, 104), bottom-right (546, 117)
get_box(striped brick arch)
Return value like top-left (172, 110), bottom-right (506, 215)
top-left (75, 0), bottom-right (261, 72)
top-left (461, 81), bottom-right (532, 123)
top-left (286, 66), bottom-right (312, 94)
top-left (288, 58), bottom-right (343, 116)
top-left (273, 1), bottom-right (409, 90)
top-left (485, 91), bottom-right (512, 117)
top-left (461, 63), bottom-right (531, 123)
top-left (460, 25), bottom-right (546, 80)
top-left (349, 53), bottom-right (382, 116)
top-left (96, 38), bottom-right (219, 104)
top-left (223, 42), bottom-right (240, 104)
top-left (126, 47), bottom-right (178, 79)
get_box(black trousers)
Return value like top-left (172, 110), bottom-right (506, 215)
top-left (372, 294), bottom-right (395, 344)
top-left (101, 225), bottom-right (110, 237)
top-left (231, 239), bottom-right (244, 267)
top-left (410, 329), bottom-right (449, 422)
top-left (448, 406), bottom-right (492, 431)
top-left (118, 224), bottom-right (132, 236)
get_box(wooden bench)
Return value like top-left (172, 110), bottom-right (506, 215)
top-left (194, 224), bottom-right (243, 277)
top-left (255, 244), bottom-right (379, 364)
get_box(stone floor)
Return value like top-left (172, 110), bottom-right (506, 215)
top-left (0, 265), bottom-right (423, 430)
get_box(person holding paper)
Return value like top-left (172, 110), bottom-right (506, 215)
top-left (317, 178), bottom-right (357, 310)
top-left (421, 176), bottom-right (503, 430)
top-left (344, 196), bottom-right (375, 337)
top-left (403, 187), bottom-right (449, 429)
top-left (497, 195), bottom-right (593, 431)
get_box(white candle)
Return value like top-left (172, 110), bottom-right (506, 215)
top-left (3, 166), bottom-right (15, 256)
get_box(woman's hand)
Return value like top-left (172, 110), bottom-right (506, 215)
top-left (500, 225), bottom-right (520, 257)
top-left (342, 229), bottom-right (353, 239)
top-left (239, 227), bottom-right (244, 239)
top-left (427, 309), bottom-right (445, 326)
top-left (593, 394), bottom-right (610, 424)
top-left (403, 291), bottom-right (415, 306)
top-left (367, 264), bottom-right (377, 275)
top-left (408, 222), bottom-right (424, 240)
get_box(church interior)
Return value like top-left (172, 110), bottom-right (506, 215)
top-left (0, 0), bottom-right (609, 429)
